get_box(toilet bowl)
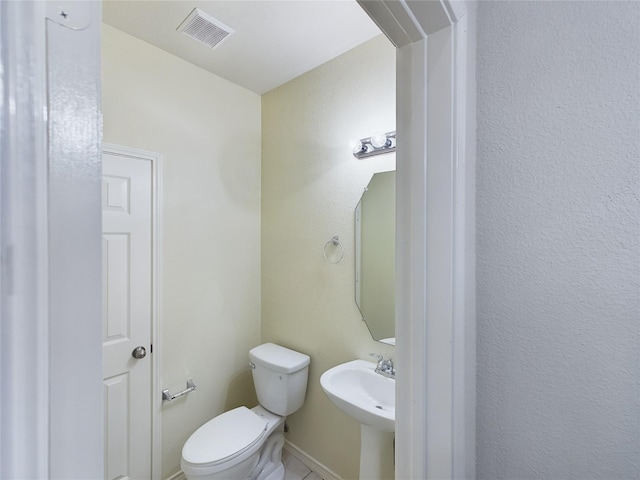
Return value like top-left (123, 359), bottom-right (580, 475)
top-left (181, 343), bottom-right (310, 480)
top-left (181, 406), bottom-right (285, 480)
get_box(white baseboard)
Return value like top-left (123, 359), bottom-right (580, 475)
top-left (166, 471), bottom-right (186, 480)
top-left (284, 440), bottom-right (342, 480)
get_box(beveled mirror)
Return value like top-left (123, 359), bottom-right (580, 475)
top-left (355, 170), bottom-right (395, 344)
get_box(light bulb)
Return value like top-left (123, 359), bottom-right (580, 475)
top-left (351, 140), bottom-right (364, 155)
top-left (370, 132), bottom-right (387, 148)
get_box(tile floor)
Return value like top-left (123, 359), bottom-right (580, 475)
top-left (282, 449), bottom-right (323, 480)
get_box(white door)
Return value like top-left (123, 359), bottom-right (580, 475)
top-left (102, 151), bottom-right (153, 480)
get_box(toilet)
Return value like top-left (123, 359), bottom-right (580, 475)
top-left (181, 343), bottom-right (311, 480)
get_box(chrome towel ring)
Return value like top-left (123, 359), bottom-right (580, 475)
top-left (323, 235), bottom-right (344, 264)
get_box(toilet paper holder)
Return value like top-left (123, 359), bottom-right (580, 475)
top-left (162, 379), bottom-right (196, 402)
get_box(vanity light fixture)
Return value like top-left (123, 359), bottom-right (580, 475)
top-left (352, 131), bottom-right (396, 159)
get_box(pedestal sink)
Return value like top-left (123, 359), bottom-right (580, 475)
top-left (320, 359), bottom-right (395, 480)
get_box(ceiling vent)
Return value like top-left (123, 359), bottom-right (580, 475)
top-left (177, 8), bottom-right (235, 50)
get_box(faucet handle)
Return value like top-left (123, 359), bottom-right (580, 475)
top-left (381, 358), bottom-right (395, 377)
top-left (369, 353), bottom-right (384, 364)
top-left (382, 357), bottom-right (394, 371)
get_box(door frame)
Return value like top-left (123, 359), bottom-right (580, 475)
top-left (357, 1), bottom-right (476, 478)
top-left (103, 143), bottom-right (163, 480)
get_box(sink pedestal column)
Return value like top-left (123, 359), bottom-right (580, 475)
top-left (359, 425), bottom-right (395, 480)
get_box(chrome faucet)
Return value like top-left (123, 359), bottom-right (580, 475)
top-left (369, 353), bottom-right (395, 378)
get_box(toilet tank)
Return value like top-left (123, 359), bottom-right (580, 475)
top-left (249, 343), bottom-right (310, 416)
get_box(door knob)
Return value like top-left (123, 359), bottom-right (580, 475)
top-left (132, 346), bottom-right (147, 359)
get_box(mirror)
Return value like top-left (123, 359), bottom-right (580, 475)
top-left (355, 171), bottom-right (395, 344)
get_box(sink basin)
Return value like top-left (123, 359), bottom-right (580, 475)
top-left (320, 359), bottom-right (395, 432)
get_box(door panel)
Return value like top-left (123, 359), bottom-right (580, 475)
top-left (103, 233), bottom-right (130, 340)
top-left (104, 374), bottom-right (130, 478)
top-left (102, 152), bottom-right (152, 480)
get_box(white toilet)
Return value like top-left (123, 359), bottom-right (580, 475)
top-left (181, 343), bottom-right (311, 480)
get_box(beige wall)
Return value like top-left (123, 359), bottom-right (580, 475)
top-left (262, 35), bottom-right (396, 479)
top-left (102, 24), bottom-right (262, 478)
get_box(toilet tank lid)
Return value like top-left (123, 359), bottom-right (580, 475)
top-left (249, 343), bottom-right (310, 374)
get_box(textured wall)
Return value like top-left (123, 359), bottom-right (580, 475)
top-left (262, 35), bottom-right (396, 480)
top-left (476, 2), bottom-right (640, 479)
top-left (102, 24), bottom-right (262, 478)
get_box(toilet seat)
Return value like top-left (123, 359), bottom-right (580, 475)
top-left (182, 406), bottom-right (267, 469)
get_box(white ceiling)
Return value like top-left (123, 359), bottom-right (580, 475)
top-left (103, 0), bottom-right (383, 94)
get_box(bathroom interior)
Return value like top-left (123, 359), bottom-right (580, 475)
top-left (102, 1), bottom-right (396, 479)
top-left (3, 0), bottom-right (639, 479)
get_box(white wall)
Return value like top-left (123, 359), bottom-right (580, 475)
top-left (102, 24), bottom-right (262, 478)
top-left (476, 2), bottom-right (640, 478)
top-left (262, 35), bottom-right (396, 479)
